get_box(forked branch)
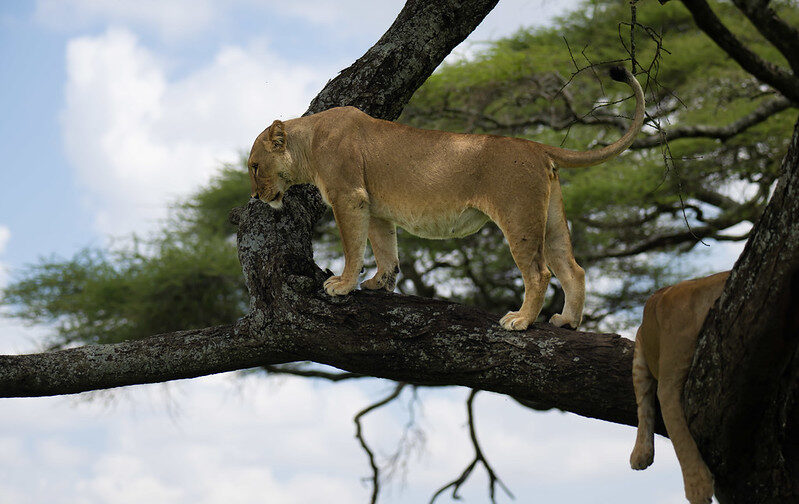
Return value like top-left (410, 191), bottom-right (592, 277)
top-left (429, 390), bottom-right (514, 504)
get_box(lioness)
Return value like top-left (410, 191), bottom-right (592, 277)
top-left (630, 271), bottom-right (730, 504)
top-left (247, 66), bottom-right (644, 330)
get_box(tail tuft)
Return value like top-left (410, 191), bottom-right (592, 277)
top-left (609, 66), bottom-right (627, 83)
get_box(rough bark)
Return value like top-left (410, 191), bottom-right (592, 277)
top-left (0, 324), bottom-right (285, 396)
top-left (684, 115), bottom-right (799, 502)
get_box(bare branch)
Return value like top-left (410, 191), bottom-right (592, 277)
top-left (354, 382), bottom-right (407, 504)
top-left (429, 390), bottom-right (514, 504)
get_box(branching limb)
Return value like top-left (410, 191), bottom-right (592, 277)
top-left (631, 95), bottom-right (794, 148)
top-left (429, 389), bottom-right (514, 504)
top-left (676, 0), bottom-right (799, 103)
top-left (583, 204), bottom-right (759, 260)
top-left (354, 382), bottom-right (407, 504)
top-left (729, 0), bottom-right (799, 74)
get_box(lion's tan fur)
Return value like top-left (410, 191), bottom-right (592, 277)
top-left (630, 270), bottom-right (730, 504)
top-left (247, 68), bottom-right (644, 330)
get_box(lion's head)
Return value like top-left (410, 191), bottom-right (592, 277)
top-left (248, 119), bottom-right (293, 209)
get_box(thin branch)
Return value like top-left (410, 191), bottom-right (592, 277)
top-left (429, 390), bottom-right (514, 504)
top-left (631, 95), bottom-right (794, 148)
top-left (583, 202), bottom-right (759, 261)
top-left (381, 387), bottom-right (426, 487)
top-left (354, 382), bottom-right (407, 504)
top-left (630, 0), bottom-right (638, 74)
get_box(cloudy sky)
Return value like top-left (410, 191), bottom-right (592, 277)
top-left (0, 1), bottom-right (735, 503)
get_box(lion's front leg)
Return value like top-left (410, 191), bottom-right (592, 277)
top-left (325, 191), bottom-right (370, 296)
top-left (362, 216), bottom-right (399, 291)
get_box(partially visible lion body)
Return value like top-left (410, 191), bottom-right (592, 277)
top-left (247, 67), bottom-right (644, 330)
top-left (630, 270), bottom-right (731, 504)
top-left (274, 108), bottom-right (554, 238)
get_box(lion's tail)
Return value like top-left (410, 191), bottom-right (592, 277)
top-left (542, 66), bottom-right (645, 168)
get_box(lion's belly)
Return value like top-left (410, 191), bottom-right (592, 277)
top-left (385, 207), bottom-right (490, 239)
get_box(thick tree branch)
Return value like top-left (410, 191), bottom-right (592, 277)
top-left (0, 323), bottom-right (289, 396)
top-left (0, 191), bottom-right (663, 437)
top-left (730, 0), bottom-right (799, 74)
top-left (676, 0), bottom-right (799, 104)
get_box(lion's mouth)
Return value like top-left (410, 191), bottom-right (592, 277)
top-left (266, 191), bottom-right (284, 209)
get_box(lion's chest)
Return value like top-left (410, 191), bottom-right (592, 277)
top-left (382, 206), bottom-right (490, 240)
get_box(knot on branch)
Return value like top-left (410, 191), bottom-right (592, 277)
top-left (235, 186), bottom-right (328, 312)
top-left (228, 206), bottom-right (244, 226)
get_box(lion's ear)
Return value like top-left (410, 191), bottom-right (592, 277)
top-left (266, 119), bottom-right (286, 151)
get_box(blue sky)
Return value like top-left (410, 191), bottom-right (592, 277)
top-left (0, 1), bottom-right (734, 503)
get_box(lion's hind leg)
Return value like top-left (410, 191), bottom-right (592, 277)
top-left (362, 216), bottom-right (399, 291)
top-left (630, 333), bottom-right (656, 470)
top-left (492, 200), bottom-right (551, 331)
top-left (658, 372), bottom-right (714, 504)
top-left (543, 180), bottom-right (584, 329)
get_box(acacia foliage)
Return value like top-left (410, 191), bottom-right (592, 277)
top-left (2, 165), bottom-right (249, 347)
top-left (2, 0), bottom-right (796, 347)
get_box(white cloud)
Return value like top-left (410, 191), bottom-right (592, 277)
top-left (62, 28), bottom-right (330, 237)
top-left (0, 372), bottom-right (686, 504)
top-left (35, 0), bottom-right (218, 40)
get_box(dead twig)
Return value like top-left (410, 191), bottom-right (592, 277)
top-left (355, 382), bottom-right (407, 504)
top-left (429, 389), bottom-right (514, 504)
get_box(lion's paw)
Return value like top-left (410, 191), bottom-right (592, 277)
top-left (324, 275), bottom-right (357, 296)
top-left (361, 270), bottom-right (396, 291)
top-left (500, 311), bottom-right (532, 331)
top-left (629, 443), bottom-right (654, 470)
top-left (549, 313), bottom-right (579, 329)
top-left (684, 467), bottom-right (714, 504)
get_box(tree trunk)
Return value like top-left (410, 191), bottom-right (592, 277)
top-left (684, 115), bottom-right (799, 502)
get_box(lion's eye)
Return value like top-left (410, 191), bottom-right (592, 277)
top-left (251, 163), bottom-right (259, 174)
